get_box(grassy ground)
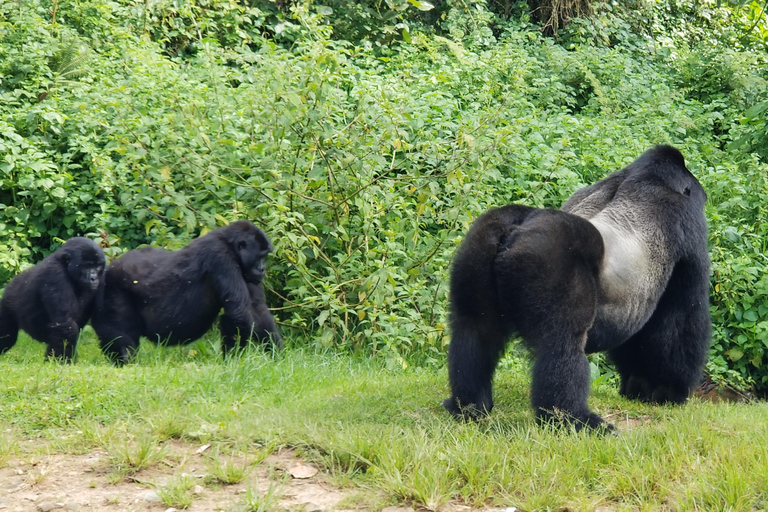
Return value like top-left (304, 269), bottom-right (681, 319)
top-left (2, 331), bottom-right (768, 511)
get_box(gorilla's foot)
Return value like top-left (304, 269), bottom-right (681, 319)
top-left (536, 408), bottom-right (616, 434)
top-left (442, 397), bottom-right (492, 421)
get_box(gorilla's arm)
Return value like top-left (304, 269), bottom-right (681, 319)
top-left (209, 261), bottom-right (252, 318)
top-left (205, 246), bottom-right (256, 352)
top-left (249, 283), bottom-right (282, 346)
top-left (41, 263), bottom-right (78, 320)
top-left (609, 253), bottom-right (710, 403)
top-left (40, 261), bottom-right (92, 360)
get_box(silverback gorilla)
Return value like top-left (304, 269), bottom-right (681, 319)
top-left (443, 145), bottom-right (711, 431)
top-left (0, 237), bottom-right (106, 362)
top-left (92, 220), bottom-right (281, 364)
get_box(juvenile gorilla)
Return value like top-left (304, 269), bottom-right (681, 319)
top-left (0, 237), bottom-right (106, 362)
top-left (92, 220), bottom-right (280, 364)
top-left (443, 145), bottom-right (711, 431)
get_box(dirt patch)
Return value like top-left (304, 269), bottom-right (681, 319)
top-left (694, 376), bottom-right (753, 403)
top-left (601, 413), bottom-right (650, 430)
top-left (0, 445), bottom-right (362, 512)
top-left (0, 445), bottom-right (518, 512)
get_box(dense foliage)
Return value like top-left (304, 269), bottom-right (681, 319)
top-left (2, 0), bottom-right (768, 390)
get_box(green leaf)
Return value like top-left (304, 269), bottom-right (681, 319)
top-left (408, 0), bottom-right (435, 11)
top-left (744, 310), bottom-right (759, 323)
top-left (745, 101), bottom-right (768, 119)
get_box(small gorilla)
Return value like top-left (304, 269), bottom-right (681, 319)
top-left (91, 220), bottom-right (281, 364)
top-left (443, 145), bottom-right (711, 431)
top-left (0, 237), bottom-right (106, 362)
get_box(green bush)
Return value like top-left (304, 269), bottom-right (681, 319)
top-left (3, 0), bottom-right (768, 390)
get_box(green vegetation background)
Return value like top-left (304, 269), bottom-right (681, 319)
top-left (2, 0), bottom-right (768, 391)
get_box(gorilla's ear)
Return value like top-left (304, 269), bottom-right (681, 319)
top-left (62, 252), bottom-right (71, 264)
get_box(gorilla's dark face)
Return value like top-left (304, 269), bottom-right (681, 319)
top-left (73, 256), bottom-right (105, 291)
top-left (63, 240), bottom-right (106, 291)
top-left (80, 265), bottom-right (104, 290)
top-left (227, 222), bottom-right (274, 284)
top-left (238, 240), bottom-right (271, 284)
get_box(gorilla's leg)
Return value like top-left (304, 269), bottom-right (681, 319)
top-left (515, 290), bottom-right (607, 430)
top-left (97, 330), bottom-right (140, 366)
top-left (0, 309), bottom-right (19, 355)
top-left (250, 283), bottom-right (283, 350)
top-left (444, 207), bottom-right (608, 428)
top-left (219, 314), bottom-right (261, 357)
top-left (530, 332), bottom-right (607, 431)
top-left (610, 259), bottom-right (710, 404)
top-left (92, 291), bottom-right (142, 365)
top-left (443, 207), bottom-right (535, 419)
top-left (44, 319), bottom-right (79, 362)
top-left (219, 316), bottom-right (243, 356)
top-left (251, 323), bottom-right (284, 351)
top-left (442, 316), bottom-right (508, 419)
top-left (494, 212), bottom-right (608, 430)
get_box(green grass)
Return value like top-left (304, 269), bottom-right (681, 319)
top-left (157, 474), bottom-right (196, 508)
top-left (2, 331), bottom-right (768, 511)
top-left (206, 448), bottom-right (252, 485)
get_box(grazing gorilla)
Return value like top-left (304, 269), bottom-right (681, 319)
top-left (0, 237), bottom-right (106, 362)
top-left (92, 220), bottom-right (280, 364)
top-left (443, 145), bottom-right (711, 431)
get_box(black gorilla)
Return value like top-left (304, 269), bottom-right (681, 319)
top-left (0, 237), bottom-right (106, 362)
top-left (443, 145), bottom-right (711, 431)
top-left (91, 220), bottom-right (281, 364)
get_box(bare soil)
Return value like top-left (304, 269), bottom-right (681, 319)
top-left (0, 444), bottom-right (365, 512)
top-left (0, 444), bottom-right (513, 512)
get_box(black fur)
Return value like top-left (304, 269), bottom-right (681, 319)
top-left (0, 237), bottom-right (106, 362)
top-left (443, 145), bottom-right (711, 431)
top-left (92, 220), bottom-right (281, 364)
top-left (219, 282), bottom-right (283, 353)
